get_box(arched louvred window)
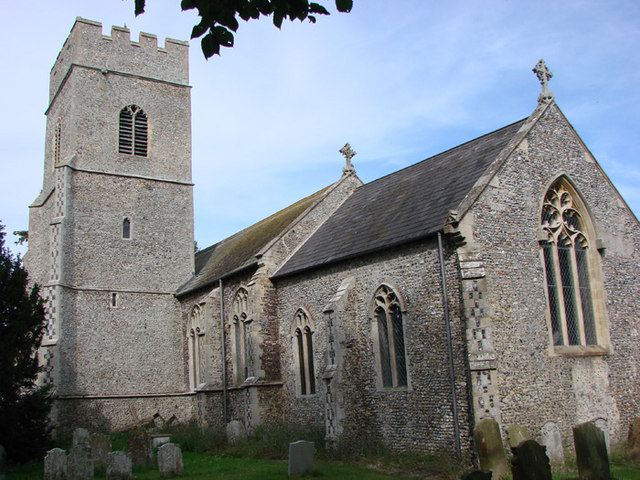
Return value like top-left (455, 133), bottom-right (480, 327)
top-left (373, 285), bottom-right (407, 388)
top-left (292, 309), bottom-right (316, 395)
top-left (540, 179), bottom-right (600, 347)
top-left (119, 105), bottom-right (147, 157)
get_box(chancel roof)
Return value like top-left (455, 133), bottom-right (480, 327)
top-left (176, 185), bottom-right (330, 296)
top-left (273, 118), bottom-right (528, 279)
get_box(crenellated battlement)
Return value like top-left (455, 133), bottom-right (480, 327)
top-left (49, 17), bottom-right (189, 102)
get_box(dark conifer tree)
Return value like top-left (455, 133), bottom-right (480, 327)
top-left (0, 223), bottom-right (52, 462)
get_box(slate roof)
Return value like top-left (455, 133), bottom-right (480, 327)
top-left (273, 118), bottom-right (527, 279)
top-left (176, 185), bottom-right (331, 296)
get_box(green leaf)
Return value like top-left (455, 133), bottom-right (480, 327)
top-left (201, 33), bottom-right (220, 58)
top-left (213, 26), bottom-right (235, 47)
top-left (309, 15), bottom-right (317, 23)
top-left (273, 11), bottom-right (284, 29)
top-left (309, 3), bottom-right (330, 15)
top-left (335, 0), bottom-right (353, 12)
top-left (191, 20), bottom-right (209, 39)
top-left (134, 0), bottom-right (145, 16)
top-left (181, 0), bottom-right (195, 11)
top-left (218, 13), bottom-right (240, 32)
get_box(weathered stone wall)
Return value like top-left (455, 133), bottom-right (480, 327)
top-left (276, 238), bottom-right (471, 456)
top-left (464, 102), bottom-right (640, 446)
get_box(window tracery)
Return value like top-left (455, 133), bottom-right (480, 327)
top-left (293, 309), bottom-right (315, 395)
top-left (188, 304), bottom-right (205, 390)
top-left (118, 105), bottom-right (148, 157)
top-left (540, 179), bottom-right (602, 348)
top-left (372, 285), bottom-right (407, 388)
top-left (231, 288), bottom-right (250, 384)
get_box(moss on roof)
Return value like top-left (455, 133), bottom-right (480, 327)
top-left (176, 184), bottom-right (331, 296)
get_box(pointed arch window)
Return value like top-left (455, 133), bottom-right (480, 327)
top-left (540, 179), bottom-right (605, 349)
top-left (372, 285), bottom-right (407, 388)
top-left (231, 288), bottom-right (251, 385)
top-left (293, 309), bottom-right (316, 395)
top-left (118, 105), bottom-right (148, 157)
top-left (188, 304), bottom-right (205, 390)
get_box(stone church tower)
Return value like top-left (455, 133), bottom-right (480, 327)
top-left (26, 18), bottom-right (195, 427)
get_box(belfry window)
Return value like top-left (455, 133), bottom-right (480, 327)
top-left (188, 304), bottom-right (205, 390)
top-left (540, 179), bottom-right (602, 348)
top-left (293, 309), bottom-right (316, 395)
top-left (118, 105), bottom-right (148, 157)
top-left (372, 285), bottom-right (407, 388)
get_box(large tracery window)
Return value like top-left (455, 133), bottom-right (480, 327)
top-left (188, 304), bottom-right (205, 390)
top-left (372, 285), bottom-right (407, 388)
top-left (118, 105), bottom-right (148, 157)
top-left (293, 309), bottom-right (316, 395)
top-left (231, 288), bottom-right (250, 385)
top-left (540, 179), bottom-right (603, 349)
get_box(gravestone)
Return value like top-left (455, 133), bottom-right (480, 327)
top-left (151, 434), bottom-right (171, 449)
top-left (540, 422), bottom-right (564, 466)
top-left (461, 470), bottom-right (492, 480)
top-left (127, 430), bottom-right (152, 467)
top-left (510, 439), bottom-right (552, 480)
top-left (628, 418), bottom-right (640, 462)
top-left (44, 448), bottom-right (68, 480)
top-left (106, 451), bottom-right (132, 480)
top-left (507, 425), bottom-right (532, 449)
top-left (157, 443), bottom-right (183, 477)
top-left (573, 422), bottom-right (611, 480)
top-left (68, 444), bottom-right (94, 480)
top-left (594, 418), bottom-right (610, 453)
top-left (288, 440), bottom-right (314, 477)
top-left (90, 433), bottom-right (111, 466)
top-left (473, 419), bottom-right (509, 480)
top-left (226, 420), bottom-right (246, 445)
top-left (73, 428), bottom-right (91, 447)
top-left (0, 445), bottom-right (5, 480)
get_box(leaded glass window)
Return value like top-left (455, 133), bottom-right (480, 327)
top-left (188, 304), bottom-right (205, 390)
top-left (231, 288), bottom-right (250, 384)
top-left (540, 180), bottom-right (598, 347)
top-left (373, 285), bottom-right (407, 388)
top-left (293, 309), bottom-right (315, 395)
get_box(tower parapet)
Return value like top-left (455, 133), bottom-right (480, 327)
top-left (49, 17), bottom-right (189, 103)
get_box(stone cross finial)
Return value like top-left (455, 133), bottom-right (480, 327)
top-left (340, 143), bottom-right (356, 174)
top-left (533, 59), bottom-right (554, 103)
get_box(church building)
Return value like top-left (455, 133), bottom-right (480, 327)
top-left (26, 18), bottom-right (640, 458)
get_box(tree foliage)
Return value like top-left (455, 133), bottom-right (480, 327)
top-left (135, 0), bottom-right (353, 58)
top-left (0, 223), bottom-right (51, 462)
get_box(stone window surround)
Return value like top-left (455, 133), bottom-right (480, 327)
top-left (188, 303), bottom-right (205, 391)
top-left (118, 104), bottom-right (148, 157)
top-left (369, 283), bottom-right (411, 391)
top-left (230, 287), bottom-right (251, 385)
top-left (538, 175), bottom-right (610, 357)
top-left (291, 307), bottom-right (316, 397)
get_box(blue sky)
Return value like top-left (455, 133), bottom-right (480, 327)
top-left (1, 1), bottom-right (639, 255)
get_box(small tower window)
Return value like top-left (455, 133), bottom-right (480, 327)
top-left (119, 105), bottom-right (148, 157)
top-left (111, 293), bottom-right (118, 307)
top-left (122, 218), bottom-right (131, 239)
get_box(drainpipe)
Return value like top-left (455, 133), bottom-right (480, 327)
top-left (219, 278), bottom-right (228, 424)
top-left (438, 231), bottom-right (461, 460)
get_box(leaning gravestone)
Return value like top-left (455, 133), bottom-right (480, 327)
top-left (73, 428), bottom-right (91, 447)
top-left (461, 470), bottom-right (492, 480)
top-left (540, 422), bottom-right (564, 466)
top-left (288, 440), bottom-right (314, 477)
top-left (510, 439), bottom-right (552, 480)
top-left (473, 419), bottom-right (509, 480)
top-left (44, 448), bottom-right (68, 480)
top-left (226, 420), bottom-right (246, 445)
top-left (507, 425), bottom-right (532, 449)
top-left (90, 433), bottom-right (111, 467)
top-left (157, 443), bottom-right (183, 477)
top-left (106, 451), bottom-right (132, 480)
top-left (68, 444), bottom-right (94, 480)
top-left (594, 418), bottom-right (611, 453)
top-left (127, 430), bottom-right (152, 467)
top-left (628, 417), bottom-right (640, 463)
top-left (573, 422), bottom-right (611, 480)
top-left (0, 444), bottom-right (5, 480)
